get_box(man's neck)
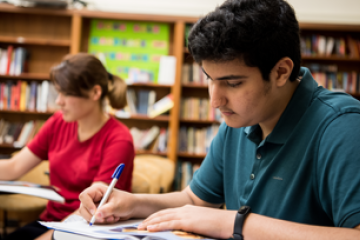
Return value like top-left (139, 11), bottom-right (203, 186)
top-left (260, 79), bottom-right (300, 140)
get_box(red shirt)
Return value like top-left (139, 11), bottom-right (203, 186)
top-left (27, 112), bottom-right (134, 221)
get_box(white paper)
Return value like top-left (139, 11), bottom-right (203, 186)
top-left (158, 56), bottom-right (176, 85)
top-left (40, 215), bottom-right (212, 240)
top-left (0, 185), bottom-right (64, 203)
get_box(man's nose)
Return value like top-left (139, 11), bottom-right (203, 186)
top-left (209, 83), bottom-right (225, 108)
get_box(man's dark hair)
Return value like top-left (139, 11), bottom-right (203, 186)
top-left (188, 0), bottom-right (301, 81)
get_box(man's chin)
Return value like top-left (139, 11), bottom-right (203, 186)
top-left (223, 119), bottom-right (245, 128)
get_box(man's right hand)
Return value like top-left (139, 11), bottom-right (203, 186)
top-left (79, 182), bottom-right (136, 224)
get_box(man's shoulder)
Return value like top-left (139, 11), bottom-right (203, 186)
top-left (313, 88), bottom-right (360, 115)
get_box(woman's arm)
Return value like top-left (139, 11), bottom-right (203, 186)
top-left (0, 147), bottom-right (42, 180)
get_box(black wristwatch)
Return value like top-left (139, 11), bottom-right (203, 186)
top-left (233, 206), bottom-right (251, 240)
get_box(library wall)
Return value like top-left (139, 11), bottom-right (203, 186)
top-left (87, 0), bottom-right (360, 24)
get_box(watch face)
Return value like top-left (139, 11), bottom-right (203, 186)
top-left (239, 206), bottom-right (250, 214)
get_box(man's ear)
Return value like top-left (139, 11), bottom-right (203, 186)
top-left (271, 57), bottom-right (294, 87)
top-left (91, 85), bottom-right (102, 101)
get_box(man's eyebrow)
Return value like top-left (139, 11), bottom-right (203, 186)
top-left (216, 75), bottom-right (248, 80)
top-left (201, 68), bottom-right (248, 81)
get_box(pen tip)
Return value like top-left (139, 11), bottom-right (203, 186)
top-left (89, 223), bottom-right (93, 226)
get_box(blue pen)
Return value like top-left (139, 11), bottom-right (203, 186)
top-left (89, 163), bottom-right (125, 226)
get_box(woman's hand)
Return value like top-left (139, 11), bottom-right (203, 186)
top-left (79, 182), bottom-right (136, 224)
top-left (138, 205), bottom-right (237, 240)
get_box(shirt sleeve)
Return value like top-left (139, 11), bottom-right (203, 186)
top-left (190, 122), bottom-right (227, 204)
top-left (317, 113), bottom-right (360, 228)
top-left (27, 113), bottom-right (58, 160)
top-left (93, 134), bottom-right (135, 192)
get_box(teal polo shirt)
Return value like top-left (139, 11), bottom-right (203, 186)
top-left (190, 67), bottom-right (360, 228)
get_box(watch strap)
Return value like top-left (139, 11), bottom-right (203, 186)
top-left (233, 206), bottom-right (251, 240)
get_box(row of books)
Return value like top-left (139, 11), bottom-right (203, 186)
top-left (0, 46), bottom-right (28, 76)
top-left (306, 64), bottom-right (360, 93)
top-left (173, 160), bottom-right (200, 191)
top-left (122, 89), bottom-right (174, 118)
top-left (181, 63), bottom-right (208, 85)
top-left (0, 120), bottom-right (45, 148)
top-left (180, 97), bottom-right (222, 121)
top-left (130, 126), bottom-right (168, 152)
top-left (0, 80), bottom-right (58, 112)
top-left (178, 125), bottom-right (219, 154)
top-left (300, 35), bottom-right (360, 58)
top-left (126, 89), bottom-right (156, 115)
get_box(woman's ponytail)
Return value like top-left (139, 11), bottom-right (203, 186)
top-left (107, 73), bottom-right (127, 109)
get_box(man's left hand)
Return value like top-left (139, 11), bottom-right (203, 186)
top-left (138, 205), bottom-right (237, 239)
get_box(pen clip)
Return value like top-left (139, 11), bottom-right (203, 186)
top-left (112, 163), bottom-right (125, 179)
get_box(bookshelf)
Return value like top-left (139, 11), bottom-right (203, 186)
top-left (1, 3), bottom-right (360, 167)
top-left (0, 4), bottom-right (196, 162)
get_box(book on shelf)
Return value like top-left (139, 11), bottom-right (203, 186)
top-left (0, 120), bottom-right (45, 147)
top-left (157, 127), bottom-right (168, 152)
top-left (0, 180), bottom-right (64, 203)
top-left (123, 89), bottom-right (156, 116)
top-left (0, 80), bottom-right (58, 112)
top-left (130, 126), bottom-right (168, 153)
top-left (181, 63), bottom-right (207, 85)
top-left (41, 214), bottom-right (212, 240)
top-left (126, 89), bottom-right (138, 114)
top-left (173, 160), bottom-right (201, 191)
top-left (347, 35), bottom-right (360, 58)
top-left (158, 55), bottom-right (176, 85)
top-left (300, 35), bottom-right (360, 57)
top-left (119, 90), bottom-right (172, 118)
top-left (0, 46), bottom-right (28, 76)
top-left (178, 125), bottom-right (219, 155)
top-left (148, 93), bottom-right (174, 118)
top-left (180, 97), bottom-right (222, 121)
top-left (137, 90), bottom-right (150, 115)
top-left (306, 64), bottom-right (360, 94)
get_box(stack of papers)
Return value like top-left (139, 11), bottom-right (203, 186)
top-left (40, 215), bottom-right (212, 240)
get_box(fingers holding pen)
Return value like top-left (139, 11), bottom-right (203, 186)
top-left (79, 183), bottom-right (108, 222)
top-left (81, 187), bottom-right (135, 224)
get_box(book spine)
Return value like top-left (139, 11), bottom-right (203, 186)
top-left (6, 45), bottom-right (13, 75)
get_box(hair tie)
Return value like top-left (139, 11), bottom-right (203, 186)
top-left (108, 72), bottom-right (113, 81)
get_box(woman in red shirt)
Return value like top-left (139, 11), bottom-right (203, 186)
top-left (0, 53), bottom-right (135, 240)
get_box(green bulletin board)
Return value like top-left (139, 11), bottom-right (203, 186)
top-left (88, 19), bottom-right (170, 83)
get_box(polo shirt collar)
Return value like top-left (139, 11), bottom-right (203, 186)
top-left (245, 67), bottom-right (318, 145)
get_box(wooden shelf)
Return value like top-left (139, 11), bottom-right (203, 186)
top-left (180, 119), bottom-right (220, 124)
top-left (182, 83), bottom-right (208, 89)
top-left (302, 56), bottom-right (360, 62)
top-left (0, 3), bottom-right (73, 16)
top-left (0, 110), bottom-right (53, 115)
top-left (116, 114), bottom-right (170, 122)
top-left (299, 23), bottom-right (360, 32)
top-left (0, 144), bottom-right (21, 150)
top-left (77, 8), bottom-right (198, 23)
top-left (0, 73), bottom-right (50, 80)
top-left (128, 83), bottom-right (172, 88)
top-left (177, 152), bottom-right (206, 159)
top-left (0, 36), bottom-right (71, 47)
top-left (135, 150), bottom-right (167, 156)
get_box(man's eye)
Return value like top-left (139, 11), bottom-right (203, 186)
top-left (227, 81), bottom-right (242, 87)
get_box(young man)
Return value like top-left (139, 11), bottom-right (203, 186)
top-left (79, 0), bottom-right (360, 239)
